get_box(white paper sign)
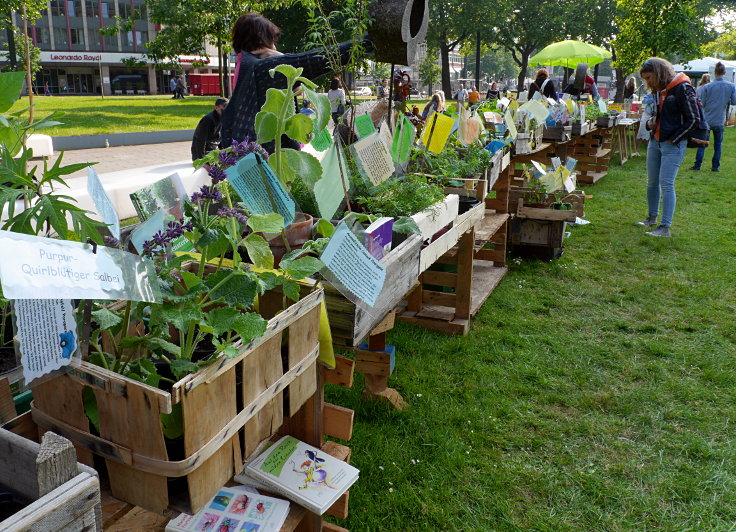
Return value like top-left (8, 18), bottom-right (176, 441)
top-left (15, 298), bottom-right (77, 383)
top-left (320, 222), bottom-right (386, 307)
top-left (86, 167), bottom-right (121, 240)
top-left (598, 98), bottom-right (608, 114)
top-left (520, 100), bottom-right (550, 124)
top-left (0, 231), bottom-right (160, 302)
top-left (497, 97), bottom-right (510, 110)
top-left (351, 132), bottom-right (394, 186)
top-left (504, 111), bottom-right (517, 140)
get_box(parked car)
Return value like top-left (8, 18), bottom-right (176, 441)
top-left (356, 86), bottom-right (372, 96)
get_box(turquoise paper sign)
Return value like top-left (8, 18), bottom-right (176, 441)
top-left (226, 153), bottom-right (295, 225)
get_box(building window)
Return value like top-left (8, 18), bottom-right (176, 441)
top-left (104, 34), bottom-right (117, 50)
top-left (53, 27), bottom-right (68, 48)
top-left (101, 1), bottom-right (114, 18)
top-left (67, 1), bottom-right (75, 17)
top-left (36, 27), bottom-right (51, 48)
top-left (87, 28), bottom-right (101, 49)
top-left (70, 28), bottom-right (85, 45)
top-left (85, 0), bottom-right (99, 18)
top-left (50, 0), bottom-right (65, 16)
top-left (136, 30), bottom-right (147, 46)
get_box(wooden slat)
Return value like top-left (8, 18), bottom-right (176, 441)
top-left (422, 290), bottom-right (457, 307)
top-left (355, 347), bottom-right (395, 378)
top-left (422, 270), bottom-right (458, 288)
top-left (455, 230), bottom-right (475, 320)
top-left (323, 403), bottom-right (354, 441)
top-left (322, 522), bottom-right (349, 532)
top-left (321, 441), bottom-right (351, 463)
top-left (0, 377), bottom-right (16, 423)
top-left (288, 305), bottom-right (321, 415)
top-left (322, 355), bottom-right (354, 389)
top-left (325, 492), bottom-right (349, 520)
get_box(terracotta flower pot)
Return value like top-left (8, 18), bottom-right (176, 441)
top-left (268, 213), bottom-right (314, 266)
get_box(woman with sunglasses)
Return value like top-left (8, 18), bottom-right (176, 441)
top-left (637, 58), bottom-right (699, 237)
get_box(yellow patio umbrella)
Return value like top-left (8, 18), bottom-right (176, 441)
top-left (529, 40), bottom-right (612, 68)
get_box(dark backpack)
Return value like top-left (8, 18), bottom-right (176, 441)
top-left (682, 88), bottom-right (710, 148)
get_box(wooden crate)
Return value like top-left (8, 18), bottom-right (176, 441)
top-left (543, 124), bottom-right (572, 142)
top-left (596, 115), bottom-right (620, 128)
top-left (571, 120), bottom-right (591, 136)
top-left (513, 124), bottom-right (545, 155)
top-left (30, 286), bottom-right (325, 515)
top-left (324, 234), bottom-right (422, 348)
top-left (509, 186), bottom-right (586, 221)
top-left (509, 218), bottom-right (566, 258)
top-left (0, 428), bottom-right (102, 531)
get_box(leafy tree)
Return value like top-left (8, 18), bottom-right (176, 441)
top-left (370, 62), bottom-right (391, 83)
top-left (613, 0), bottom-right (712, 76)
top-left (418, 53), bottom-right (441, 94)
top-left (703, 23), bottom-right (736, 59)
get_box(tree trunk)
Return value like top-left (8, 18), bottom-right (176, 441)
top-left (614, 67), bottom-right (626, 103)
top-left (517, 52), bottom-right (529, 97)
top-left (6, 18), bottom-right (16, 71)
top-left (217, 38), bottom-right (224, 97)
top-left (21, 5), bottom-right (33, 122)
top-left (440, 42), bottom-right (452, 98)
top-left (475, 31), bottom-right (481, 91)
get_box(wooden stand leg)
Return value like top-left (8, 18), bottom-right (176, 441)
top-left (357, 326), bottom-right (408, 411)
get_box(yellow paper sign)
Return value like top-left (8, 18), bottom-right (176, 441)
top-left (566, 99), bottom-right (575, 115)
top-left (421, 112), bottom-right (455, 154)
top-left (504, 111), bottom-right (517, 140)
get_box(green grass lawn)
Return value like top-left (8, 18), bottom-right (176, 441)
top-left (328, 130), bottom-right (736, 530)
top-left (10, 94), bottom-right (428, 137)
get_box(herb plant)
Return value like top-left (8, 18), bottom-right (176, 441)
top-left (357, 174), bottom-right (446, 218)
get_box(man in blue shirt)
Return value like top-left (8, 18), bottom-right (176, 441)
top-left (690, 62), bottom-right (736, 172)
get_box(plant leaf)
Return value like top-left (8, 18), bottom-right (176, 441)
top-left (169, 359), bottom-right (199, 379)
top-left (393, 217), bottom-right (421, 235)
top-left (161, 403), bottom-right (183, 439)
top-left (315, 218), bottom-right (335, 238)
top-left (82, 386), bottom-right (100, 433)
top-left (282, 149), bottom-right (322, 188)
top-left (232, 312), bottom-right (268, 344)
top-left (246, 212), bottom-right (284, 233)
top-left (242, 233), bottom-right (274, 270)
top-left (282, 279), bottom-right (301, 302)
top-left (91, 307), bottom-right (122, 330)
top-left (281, 256), bottom-right (324, 280)
top-left (204, 270), bottom-right (258, 307)
top-left (255, 110), bottom-right (278, 144)
top-left (180, 270), bottom-right (202, 291)
top-left (0, 72), bottom-right (27, 113)
top-left (284, 113), bottom-right (314, 144)
top-left (204, 306), bottom-right (241, 337)
top-left (305, 89), bottom-right (330, 133)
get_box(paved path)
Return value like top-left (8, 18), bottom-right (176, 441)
top-left (49, 141), bottom-right (193, 178)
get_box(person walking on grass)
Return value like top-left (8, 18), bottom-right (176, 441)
top-left (170, 77), bottom-right (178, 98)
top-left (456, 84), bottom-right (468, 108)
top-left (328, 78), bottom-right (346, 126)
top-left (689, 62), bottom-right (736, 172)
top-left (637, 57), bottom-right (700, 238)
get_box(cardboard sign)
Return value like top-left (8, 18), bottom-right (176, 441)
top-left (226, 153), bottom-right (296, 225)
top-left (15, 298), bottom-right (77, 383)
top-left (0, 231), bottom-right (160, 302)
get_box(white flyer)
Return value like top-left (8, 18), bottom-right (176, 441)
top-left (14, 298), bottom-right (78, 383)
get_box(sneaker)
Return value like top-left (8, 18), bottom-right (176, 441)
top-left (636, 215), bottom-right (657, 227)
top-left (645, 225), bottom-right (671, 237)
top-left (689, 166), bottom-right (701, 171)
top-left (712, 168), bottom-right (720, 172)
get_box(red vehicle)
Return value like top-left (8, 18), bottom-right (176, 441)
top-left (188, 74), bottom-right (235, 96)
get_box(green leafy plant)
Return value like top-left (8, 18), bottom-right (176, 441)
top-left (255, 64), bottom-right (330, 188)
top-left (357, 174), bottom-right (446, 219)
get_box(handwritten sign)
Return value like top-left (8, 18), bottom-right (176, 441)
top-left (351, 132), bottom-right (394, 186)
top-left (226, 153), bottom-right (296, 225)
top-left (320, 222), bottom-right (386, 307)
top-left (15, 298), bottom-right (77, 383)
top-left (0, 231), bottom-right (160, 302)
top-left (86, 167), bottom-right (120, 239)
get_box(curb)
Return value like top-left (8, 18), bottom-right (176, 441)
top-left (53, 129), bottom-right (194, 150)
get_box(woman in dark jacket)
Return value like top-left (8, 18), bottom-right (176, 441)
top-left (221, 13), bottom-right (367, 151)
top-left (527, 69), bottom-right (558, 101)
top-left (637, 57), bottom-right (699, 237)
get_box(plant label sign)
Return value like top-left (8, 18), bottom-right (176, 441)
top-left (0, 231), bottom-right (160, 302)
top-left (14, 298), bottom-right (78, 383)
top-left (314, 142), bottom-right (350, 220)
top-left (226, 153), bottom-right (296, 225)
top-left (86, 166), bottom-right (121, 240)
top-left (320, 222), bottom-right (386, 307)
top-left (351, 132), bottom-right (394, 186)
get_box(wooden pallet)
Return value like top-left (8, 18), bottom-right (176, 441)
top-left (570, 127), bottom-right (613, 185)
top-left (397, 166), bottom-right (511, 335)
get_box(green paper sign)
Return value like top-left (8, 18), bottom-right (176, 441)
top-left (311, 128), bottom-right (332, 152)
top-left (391, 114), bottom-right (415, 164)
top-left (355, 113), bottom-right (377, 139)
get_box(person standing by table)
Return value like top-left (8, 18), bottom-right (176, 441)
top-left (637, 57), bottom-right (699, 237)
top-left (221, 12), bottom-right (369, 151)
top-left (689, 62), bottom-right (736, 172)
top-left (528, 69), bottom-right (558, 101)
top-left (468, 86), bottom-right (480, 107)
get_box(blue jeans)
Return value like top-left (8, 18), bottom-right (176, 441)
top-left (694, 126), bottom-right (724, 170)
top-left (646, 139), bottom-right (687, 227)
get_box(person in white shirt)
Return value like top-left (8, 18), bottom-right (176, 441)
top-left (456, 84), bottom-right (468, 107)
top-left (328, 78), bottom-right (347, 125)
